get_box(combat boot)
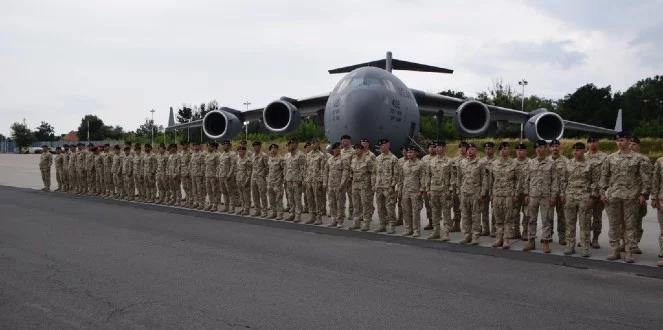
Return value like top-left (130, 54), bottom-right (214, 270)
top-left (461, 234), bottom-right (472, 244)
top-left (606, 248), bottom-right (620, 261)
top-left (469, 236), bottom-right (479, 245)
top-left (492, 236), bottom-right (503, 248)
top-left (293, 214), bottom-right (302, 223)
top-left (563, 245), bottom-right (575, 255)
top-left (276, 213), bottom-right (284, 220)
top-left (313, 215), bottom-right (323, 225)
top-left (502, 239), bottom-right (511, 250)
top-left (523, 240), bottom-right (535, 252)
top-left (440, 231), bottom-right (450, 242)
top-left (360, 221), bottom-right (370, 232)
top-left (336, 220), bottom-right (344, 228)
top-left (542, 241), bottom-right (551, 253)
top-left (451, 221), bottom-right (460, 232)
top-left (386, 224), bottom-right (395, 234)
top-left (624, 251), bottom-right (635, 263)
top-left (374, 225), bottom-right (386, 233)
top-left (285, 214), bottom-right (295, 222)
top-left (412, 230), bottom-right (421, 238)
top-left (347, 219), bottom-right (360, 230)
top-left (521, 230), bottom-right (529, 241)
top-left (423, 223), bottom-right (433, 231)
top-left (327, 218), bottom-right (337, 227)
top-left (590, 232), bottom-right (600, 249)
top-left (401, 229), bottom-right (414, 236)
top-left (304, 214), bottom-right (316, 225)
top-left (426, 226), bottom-right (440, 240)
top-left (267, 212), bottom-right (276, 219)
top-left (581, 248), bottom-right (590, 258)
top-left (631, 246), bottom-right (642, 254)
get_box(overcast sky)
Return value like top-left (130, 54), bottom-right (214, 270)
top-left (1, 0), bottom-right (662, 136)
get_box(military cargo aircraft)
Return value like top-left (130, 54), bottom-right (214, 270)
top-left (166, 51), bottom-right (621, 151)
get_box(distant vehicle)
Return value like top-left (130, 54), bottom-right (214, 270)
top-left (25, 147), bottom-right (44, 154)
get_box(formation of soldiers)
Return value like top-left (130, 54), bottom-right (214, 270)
top-left (38, 131), bottom-right (663, 267)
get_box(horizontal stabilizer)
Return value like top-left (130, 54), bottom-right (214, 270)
top-left (329, 54), bottom-right (453, 74)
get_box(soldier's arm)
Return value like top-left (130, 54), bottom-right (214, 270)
top-left (559, 166), bottom-right (568, 199)
top-left (652, 159), bottom-right (662, 202)
top-left (590, 162), bottom-right (600, 197)
top-left (480, 164), bottom-right (489, 197)
top-left (512, 166), bottom-right (520, 198)
top-left (420, 162), bottom-right (428, 192)
top-left (599, 159), bottom-right (610, 197)
top-left (640, 157), bottom-right (652, 197)
top-left (550, 162), bottom-right (559, 197)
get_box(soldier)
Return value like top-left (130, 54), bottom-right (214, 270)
top-left (179, 142), bottom-right (193, 207)
top-left (513, 143), bottom-right (530, 240)
top-left (325, 142), bottom-right (350, 228)
top-left (487, 142), bottom-right (519, 248)
top-left (651, 153), bottom-right (663, 267)
top-left (250, 141), bottom-right (268, 217)
top-left (560, 142), bottom-right (597, 257)
top-left (395, 146), bottom-right (407, 226)
top-left (426, 141), bottom-right (454, 240)
top-left (586, 136), bottom-right (607, 248)
top-left (204, 142), bottom-right (219, 211)
top-left (61, 145), bottom-right (70, 192)
top-left (39, 146), bottom-right (53, 191)
top-left (166, 144), bottom-right (181, 205)
top-left (479, 142), bottom-right (497, 237)
top-left (524, 140), bottom-right (558, 253)
top-left (132, 144), bottom-right (144, 201)
top-left (266, 144), bottom-right (285, 219)
top-left (302, 142), bottom-right (312, 214)
top-left (142, 144), bottom-right (157, 203)
top-left (93, 146), bottom-right (104, 195)
top-left (75, 143), bottom-right (87, 194)
top-left (111, 145), bottom-right (123, 198)
top-left (53, 146), bottom-right (64, 192)
top-left (399, 146), bottom-right (427, 237)
top-left (374, 138), bottom-right (399, 233)
top-left (450, 142), bottom-right (468, 232)
top-left (86, 144), bottom-right (97, 194)
top-left (457, 143), bottom-right (488, 244)
top-left (64, 145), bottom-right (74, 193)
top-left (235, 145), bottom-right (253, 215)
top-left (630, 136), bottom-right (651, 254)
top-left (304, 140), bottom-right (327, 225)
top-left (284, 140), bottom-right (307, 222)
top-left (189, 142), bottom-right (205, 209)
top-left (549, 139), bottom-right (569, 245)
top-left (218, 141), bottom-right (237, 212)
top-left (601, 131), bottom-right (650, 263)
top-left (340, 134), bottom-right (354, 220)
top-left (121, 146), bottom-right (134, 200)
top-left (421, 142), bottom-right (436, 230)
top-left (349, 138), bottom-right (376, 231)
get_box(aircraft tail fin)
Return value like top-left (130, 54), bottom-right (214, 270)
top-left (168, 107), bottom-right (175, 127)
top-left (614, 108), bottom-right (623, 132)
top-left (329, 51), bottom-right (453, 74)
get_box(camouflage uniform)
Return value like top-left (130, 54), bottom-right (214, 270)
top-left (190, 150), bottom-right (205, 209)
top-left (284, 150), bottom-right (307, 222)
top-left (479, 156), bottom-right (497, 236)
top-left (324, 153), bottom-right (350, 227)
top-left (488, 157), bottom-right (519, 244)
top-left (374, 152), bottom-right (399, 232)
top-left (399, 158), bottom-right (427, 236)
top-left (458, 157), bottom-right (488, 243)
top-left (65, 150), bottom-right (76, 192)
top-left (54, 152), bottom-right (64, 191)
top-left (450, 154), bottom-right (464, 230)
top-left (235, 153), bottom-right (253, 215)
top-left (586, 150), bottom-right (607, 238)
top-left (143, 151), bottom-right (157, 203)
top-left (426, 154), bottom-right (454, 239)
top-left (421, 154), bottom-right (434, 226)
top-left (341, 147), bottom-right (355, 219)
top-left (633, 152), bottom-right (652, 244)
top-left (94, 152), bottom-right (104, 195)
top-left (250, 151), bottom-right (269, 217)
top-left (166, 152), bottom-right (181, 205)
top-left (122, 152), bottom-right (134, 200)
top-left (526, 157), bottom-right (558, 243)
top-left (395, 156), bottom-right (406, 224)
top-left (204, 151), bottom-right (219, 211)
top-left (132, 151), bottom-right (144, 201)
top-left (550, 154), bottom-right (569, 243)
top-left (76, 150), bottom-right (87, 193)
top-left (513, 157), bottom-right (530, 239)
top-left (651, 157), bottom-right (663, 259)
top-left (600, 151), bottom-right (650, 258)
top-left (305, 150), bottom-right (328, 224)
top-left (267, 154), bottom-right (285, 219)
top-left (39, 151), bottom-right (53, 191)
top-left (218, 150), bottom-right (237, 211)
top-left (111, 151), bottom-right (124, 198)
top-left (560, 157), bottom-right (597, 255)
top-left (180, 149), bottom-right (193, 207)
top-left (85, 151), bottom-right (96, 194)
top-left (156, 151), bottom-right (168, 203)
top-left (350, 152), bottom-right (376, 230)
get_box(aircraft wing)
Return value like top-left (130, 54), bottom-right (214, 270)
top-left (410, 89), bottom-right (619, 139)
top-left (240, 93), bottom-right (330, 122)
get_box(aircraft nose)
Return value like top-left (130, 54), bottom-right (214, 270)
top-left (342, 87), bottom-right (388, 140)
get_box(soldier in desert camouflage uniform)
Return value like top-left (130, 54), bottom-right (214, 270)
top-left (284, 140), bottom-right (307, 222)
top-left (340, 135), bottom-right (355, 220)
top-left (373, 139), bottom-right (399, 234)
top-left (324, 142), bottom-right (350, 228)
top-left (426, 142), bottom-right (454, 241)
top-left (479, 142), bottom-right (497, 237)
top-left (651, 153), bottom-right (663, 267)
top-left (524, 140), bottom-right (558, 253)
top-left (487, 142), bottom-right (519, 248)
top-left (304, 140), bottom-right (327, 225)
top-left (421, 143), bottom-right (436, 230)
top-left (218, 141), bottom-right (237, 212)
top-left (457, 143), bottom-right (488, 245)
top-left (111, 145), bottom-right (123, 198)
top-left (75, 144), bottom-right (88, 194)
top-left (630, 136), bottom-right (651, 254)
top-left (549, 139), bottom-right (569, 245)
top-left (155, 144), bottom-right (168, 203)
top-left (84, 145), bottom-right (97, 195)
top-left (450, 141), bottom-right (468, 232)
top-left (53, 146), bottom-right (64, 192)
top-left (235, 144), bottom-right (253, 215)
top-left (204, 143), bottom-right (219, 211)
top-left (399, 146), bottom-right (427, 237)
top-left (122, 146), bottom-right (134, 201)
top-left (63, 145), bottom-right (73, 192)
top-left (143, 144), bottom-right (157, 203)
top-left (39, 146), bottom-right (53, 191)
top-left (513, 143), bottom-right (530, 240)
top-left (266, 144), bottom-right (285, 220)
top-left (348, 138), bottom-right (375, 231)
top-left (250, 141), bottom-right (268, 217)
top-left (189, 143), bottom-right (205, 209)
top-left (585, 136), bottom-right (607, 248)
top-left (166, 144), bottom-right (181, 205)
top-left (179, 142), bottom-right (192, 207)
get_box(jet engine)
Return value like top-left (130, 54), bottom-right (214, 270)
top-left (524, 111), bottom-right (564, 142)
top-left (202, 110), bottom-right (243, 140)
top-left (453, 100), bottom-right (491, 137)
top-left (262, 100), bottom-right (301, 133)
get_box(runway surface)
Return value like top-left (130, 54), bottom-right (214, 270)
top-left (1, 185), bottom-right (663, 329)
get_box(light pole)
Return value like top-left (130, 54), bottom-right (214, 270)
top-left (518, 79), bottom-right (528, 141)
top-left (243, 101), bottom-right (251, 141)
top-left (150, 109), bottom-right (155, 145)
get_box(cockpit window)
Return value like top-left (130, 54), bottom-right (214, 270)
top-left (334, 74), bottom-right (398, 93)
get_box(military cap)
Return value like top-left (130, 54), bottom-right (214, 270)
top-left (209, 142), bottom-right (218, 148)
top-left (377, 138), bottom-right (390, 145)
top-left (406, 146), bottom-right (418, 152)
top-left (436, 141), bottom-right (446, 147)
top-left (90, 146), bottom-right (97, 152)
top-left (550, 139), bottom-right (560, 146)
top-left (498, 142), bottom-right (510, 150)
top-left (484, 142), bottom-right (495, 148)
top-left (427, 142), bottom-right (436, 147)
top-left (615, 131), bottom-right (630, 139)
top-left (466, 143), bottom-right (477, 149)
top-left (62, 144), bottom-right (69, 148)
top-left (458, 141), bottom-right (469, 148)
top-left (252, 141), bottom-right (262, 146)
top-left (360, 138), bottom-right (370, 144)
top-left (268, 143), bottom-right (279, 150)
top-left (287, 139), bottom-right (298, 145)
top-left (239, 140), bottom-right (247, 145)
top-left (331, 142), bottom-right (341, 150)
top-left (158, 143), bottom-right (166, 148)
top-left (144, 144), bottom-right (152, 150)
top-left (55, 146), bottom-right (61, 151)
top-left (123, 146), bottom-right (131, 151)
top-left (304, 142), bottom-right (312, 148)
top-left (631, 136), bottom-right (641, 144)
top-left (134, 144), bottom-right (142, 150)
top-left (587, 136), bottom-right (599, 143)
top-left (341, 134), bottom-right (351, 140)
top-left (572, 142), bottom-right (586, 149)
top-left (104, 143), bottom-right (110, 147)
top-left (221, 140), bottom-right (231, 145)
top-left (515, 143), bottom-right (527, 150)
top-left (535, 140), bottom-right (548, 147)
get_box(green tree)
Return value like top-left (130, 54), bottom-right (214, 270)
top-left (177, 105), bottom-right (193, 123)
top-left (11, 122), bottom-right (35, 148)
top-left (77, 115), bottom-right (107, 141)
top-left (557, 84), bottom-right (618, 130)
top-left (106, 125), bottom-right (125, 140)
top-left (619, 75), bottom-right (663, 137)
top-left (34, 121), bottom-right (55, 141)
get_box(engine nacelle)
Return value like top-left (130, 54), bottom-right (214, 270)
top-left (453, 100), bottom-right (491, 137)
top-left (202, 110), bottom-right (243, 140)
top-left (262, 100), bottom-right (301, 133)
top-left (524, 111), bottom-right (565, 142)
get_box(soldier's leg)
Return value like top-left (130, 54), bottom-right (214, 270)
top-left (470, 198), bottom-right (482, 244)
top-left (334, 188), bottom-right (345, 226)
top-left (460, 194), bottom-right (472, 243)
top-left (411, 193), bottom-right (422, 237)
top-left (401, 193), bottom-right (413, 235)
top-left (350, 187), bottom-right (361, 228)
top-left (480, 198), bottom-right (490, 236)
top-left (428, 191), bottom-right (441, 239)
top-left (579, 201), bottom-right (592, 257)
top-left (198, 176), bottom-right (206, 208)
top-left (40, 169), bottom-right (49, 191)
top-left (251, 180), bottom-right (260, 216)
top-left (492, 197), bottom-right (506, 247)
top-left (605, 199), bottom-right (624, 260)
top-left (218, 179), bottom-right (229, 211)
top-left (396, 195), bottom-right (403, 225)
top-left (346, 185), bottom-right (353, 219)
top-left (556, 202), bottom-right (566, 244)
top-left (657, 207), bottom-right (663, 265)
top-left (520, 203), bottom-right (530, 240)
top-left (375, 189), bottom-right (388, 231)
top-left (360, 187), bottom-right (373, 231)
top-left (623, 200), bottom-right (639, 262)
top-left (314, 183), bottom-right (325, 224)
top-left (452, 193), bottom-right (461, 232)
top-left (259, 182), bottom-right (268, 217)
top-left (386, 190), bottom-right (396, 233)
top-left (304, 183), bottom-right (316, 223)
top-left (440, 194), bottom-right (452, 241)
top-left (590, 201), bottom-right (604, 247)
top-left (423, 193), bottom-right (432, 229)
top-left (326, 188), bottom-right (338, 226)
top-left (525, 197), bottom-right (541, 251)
top-left (285, 183), bottom-right (295, 221)
top-left (564, 200), bottom-right (578, 254)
